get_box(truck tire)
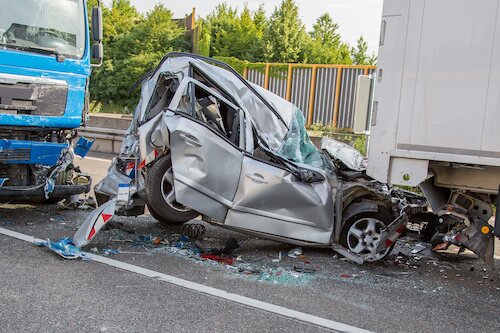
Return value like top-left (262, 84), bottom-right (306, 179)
top-left (340, 209), bottom-right (394, 262)
top-left (145, 155), bottom-right (199, 225)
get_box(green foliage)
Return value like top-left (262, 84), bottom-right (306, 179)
top-left (353, 135), bottom-right (367, 156)
top-left (204, 3), bottom-right (266, 62)
top-left (213, 56), bottom-right (248, 76)
top-left (304, 13), bottom-right (352, 64)
top-left (351, 36), bottom-right (377, 65)
top-left (263, 0), bottom-right (307, 63)
top-left (89, 2), bottom-right (189, 108)
top-left (88, 0), bottom-right (377, 114)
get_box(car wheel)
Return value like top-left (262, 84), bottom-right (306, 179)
top-left (340, 210), bottom-right (394, 262)
top-left (145, 155), bottom-right (199, 225)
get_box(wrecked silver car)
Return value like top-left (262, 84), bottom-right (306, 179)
top-left (75, 53), bottom-right (425, 263)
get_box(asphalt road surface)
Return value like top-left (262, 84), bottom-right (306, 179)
top-left (0, 153), bottom-right (499, 333)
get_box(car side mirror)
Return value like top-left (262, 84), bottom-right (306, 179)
top-left (297, 168), bottom-right (325, 183)
top-left (92, 7), bottom-right (103, 42)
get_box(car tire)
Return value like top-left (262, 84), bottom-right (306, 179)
top-left (145, 155), bottom-right (199, 225)
top-left (340, 209), bottom-right (395, 262)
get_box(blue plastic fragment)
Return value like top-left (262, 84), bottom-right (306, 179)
top-left (0, 178), bottom-right (7, 187)
top-left (35, 237), bottom-right (86, 260)
top-left (103, 248), bottom-right (120, 256)
top-left (74, 137), bottom-right (95, 158)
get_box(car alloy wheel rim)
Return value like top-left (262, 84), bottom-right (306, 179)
top-left (347, 217), bottom-right (390, 262)
top-left (160, 167), bottom-right (191, 212)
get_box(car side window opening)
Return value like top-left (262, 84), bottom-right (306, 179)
top-left (144, 75), bottom-right (178, 122)
top-left (176, 81), bottom-right (240, 146)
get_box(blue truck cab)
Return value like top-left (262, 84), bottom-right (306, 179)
top-left (0, 0), bottom-right (103, 202)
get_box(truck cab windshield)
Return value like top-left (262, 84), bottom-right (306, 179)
top-left (0, 0), bottom-right (86, 59)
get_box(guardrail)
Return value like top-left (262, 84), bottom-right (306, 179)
top-left (243, 63), bottom-right (376, 128)
top-left (79, 114), bottom-right (330, 155)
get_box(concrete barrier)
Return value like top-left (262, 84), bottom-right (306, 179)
top-left (81, 113), bottom-right (328, 155)
top-left (79, 113), bottom-right (131, 155)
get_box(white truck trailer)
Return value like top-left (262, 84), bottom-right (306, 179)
top-left (367, 0), bottom-right (500, 264)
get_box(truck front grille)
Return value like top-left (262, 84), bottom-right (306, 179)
top-left (0, 81), bottom-right (67, 116)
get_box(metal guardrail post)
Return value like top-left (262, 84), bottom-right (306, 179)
top-left (286, 64), bottom-right (293, 101)
top-left (307, 65), bottom-right (318, 126)
top-left (332, 66), bottom-right (343, 128)
top-left (264, 63), bottom-right (270, 89)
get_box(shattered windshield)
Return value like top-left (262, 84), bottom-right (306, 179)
top-left (277, 108), bottom-right (333, 173)
top-left (0, 0), bottom-right (86, 59)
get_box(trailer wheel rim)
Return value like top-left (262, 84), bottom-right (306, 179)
top-left (161, 167), bottom-right (191, 212)
top-left (347, 217), bottom-right (390, 262)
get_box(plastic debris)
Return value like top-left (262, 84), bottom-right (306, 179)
top-left (201, 238), bottom-right (240, 255)
top-left (288, 247), bottom-right (303, 258)
top-left (103, 248), bottom-right (120, 256)
top-left (35, 237), bottom-right (86, 260)
top-left (151, 237), bottom-right (161, 246)
top-left (200, 254), bottom-right (236, 266)
top-left (339, 273), bottom-right (352, 278)
top-left (74, 137), bottom-right (95, 158)
top-left (272, 251), bottom-right (282, 263)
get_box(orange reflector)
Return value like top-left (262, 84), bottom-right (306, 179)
top-left (481, 226), bottom-right (490, 234)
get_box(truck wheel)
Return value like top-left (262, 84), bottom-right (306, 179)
top-left (340, 210), bottom-right (394, 262)
top-left (145, 155), bottom-right (199, 225)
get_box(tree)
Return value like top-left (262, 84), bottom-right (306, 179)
top-left (310, 13), bottom-right (340, 47)
top-left (351, 36), bottom-right (376, 65)
top-left (204, 3), bottom-right (239, 57)
top-left (304, 13), bottom-right (352, 64)
top-left (89, 3), bottom-right (189, 106)
top-left (263, 0), bottom-right (307, 63)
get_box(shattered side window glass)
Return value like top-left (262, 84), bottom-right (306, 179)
top-left (174, 83), bottom-right (192, 115)
top-left (144, 76), bottom-right (178, 122)
top-left (276, 108), bottom-right (333, 172)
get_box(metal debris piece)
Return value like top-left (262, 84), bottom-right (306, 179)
top-left (288, 247), bottom-right (303, 258)
top-left (180, 223), bottom-right (206, 239)
top-left (58, 196), bottom-right (97, 210)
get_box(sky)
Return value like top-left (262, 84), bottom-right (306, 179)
top-left (109, 0), bottom-right (385, 53)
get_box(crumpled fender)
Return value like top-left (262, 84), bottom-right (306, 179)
top-left (341, 201), bottom-right (380, 224)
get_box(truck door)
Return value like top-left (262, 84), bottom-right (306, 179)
top-left (165, 78), bottom-right (244, 222)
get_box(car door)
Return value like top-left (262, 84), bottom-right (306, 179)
top-left (226, 136), bottom-right (335, 244)
top-left (165, 78), bottom-right (244, 222)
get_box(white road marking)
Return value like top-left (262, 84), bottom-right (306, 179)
top-left (0, 226), bottom-right (373, 333)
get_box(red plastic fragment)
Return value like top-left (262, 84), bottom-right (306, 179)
top-left (200, 254), bottom-right (235, 266)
